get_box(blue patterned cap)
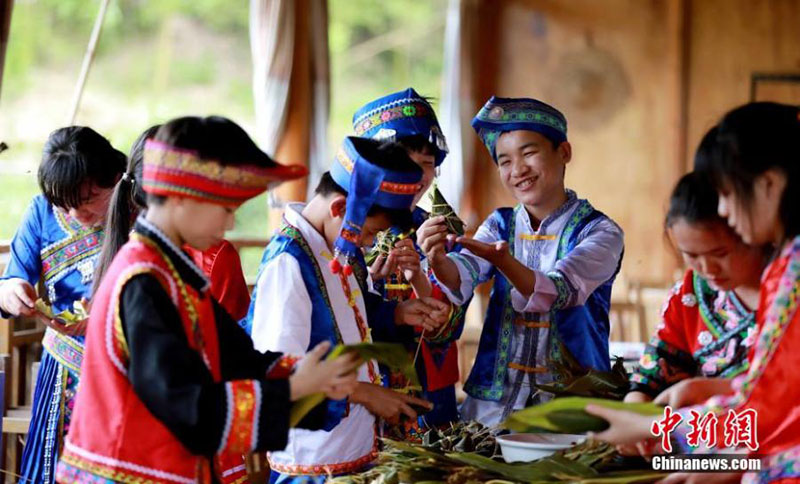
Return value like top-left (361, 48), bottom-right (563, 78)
top-left (329, 137), bottom-right (422, 269)
top-left (352, 87), bottom-right (449, 166)
top-left (471, 96), bottom-right (568, 162)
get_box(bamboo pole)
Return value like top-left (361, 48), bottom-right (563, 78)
top-left (67, 0), bottom-right (111, 125)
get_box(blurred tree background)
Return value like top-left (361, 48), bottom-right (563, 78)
top-left (0, 0), bottom-right (446, 278)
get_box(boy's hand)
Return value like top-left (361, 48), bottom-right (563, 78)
top-left (0, 278), bottom-right (38, 317)
top-left (395, 297), bottom-right (450, 332)
top-left (350, 383), bottom-right (433, 424)
top-left (392, 238), bottom-right (422, 281)
top-left (417, 216), bottom-right (457, 263)
top-left (289, 341), bottom-right (362, 401)
top-left (456, 237), bottom-right (511, 267)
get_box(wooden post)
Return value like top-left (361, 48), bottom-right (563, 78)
top-left (67, 0), bottom-right (112, 125)
top-left (267, 0), bottom-right (312, 233)
top-left (0, 0), bottom-right (13, 103)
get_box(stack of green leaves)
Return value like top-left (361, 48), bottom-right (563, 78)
top-left (330, 436), bottom-right (664, 484)
top-left (429, 184), bottom-right (465, 236)
top-left (289, 342), bottom-right (420, 426)
top-left (35, 298), bottom-right (89, 326)
top-left (504, 397), bottom-right (663, 434)
top-left (536, 341), bottom-right (631, 400)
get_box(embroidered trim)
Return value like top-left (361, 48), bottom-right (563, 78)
top-left (746, 442), bottom-right (800, 483)
top-left (334, 148), bottom-right (420, 195)
top-left (137, 217), bottom-right (210, 292)
top-left (556, 200), bottom-right (593, 259)
top-left (142, 140), bottom-right (294, 207)
top-left (218, 380), bottom-right (260, 455)
top-left (41, 231), bottom-right (102, 283)
top-left (268, 447), bottom-right (377, 476)
top-left (475, 100), bottom-right (567, 132)
top-left (265, 355), bottom-right (299, 379)
top-left (548, 271), bottom-right (574, 310)
top-left (133, 233), bottom-right (209, 371)
top-left (218, 462), bottom-right (248, 484)
top-left (57, 461), bottom-right (117, 484)
top-left (354, 99), bottom-right (432, 136)
top-left (52, 206), bottom-right (84, 237)
top-left (60, 441), bottom-right (196, 483)
top-left (739, 239), bottom-right (800, 397)
top-left (105, 262), bottom-right (178, 377)
top-left (42, 329), bottom-right (85, 374)
top-left (278, 221), bottom-right (344, 344)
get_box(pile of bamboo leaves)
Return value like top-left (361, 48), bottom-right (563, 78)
top-left (331, 434), bottom-right (664, 484)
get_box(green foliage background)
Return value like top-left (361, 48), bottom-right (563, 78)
top-left (0, 0), bottom-right (446, 277)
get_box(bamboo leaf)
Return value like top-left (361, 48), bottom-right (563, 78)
top-left (34, 298), bottom-right (88, 325)
top-left (504, 397), bottom-right (663, 434)
top-left (289, 343), bottom-right (419, 426)
top-left (445, 452), bottom-right (597, 482)
top-left (552, 470), bottom-right (666, 484)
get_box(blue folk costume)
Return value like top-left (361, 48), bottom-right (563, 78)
top-left (241, 137), bottom-right (422, 483)
top-left (0, 195), bottom-right (103, 483)
top-left (436, 97), bottom-right (625, 426)
top-left (353, 88), bottom-right (466, 440)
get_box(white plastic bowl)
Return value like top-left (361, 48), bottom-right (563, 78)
top-left (496, 433), bottom-right (586, 463)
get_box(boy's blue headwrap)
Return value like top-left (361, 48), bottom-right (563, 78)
top-left (352, 87), bottom-right (449, 166)
top-left (328, 136), bottom-right (422, 274)
top-left (471, 96), bottom-right (568, 162)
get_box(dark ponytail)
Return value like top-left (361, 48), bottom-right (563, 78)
top-left (92, 125), bottom-right (161, 295)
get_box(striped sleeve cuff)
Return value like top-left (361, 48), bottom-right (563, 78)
top-left (218, 380), bottom-right (262, 455)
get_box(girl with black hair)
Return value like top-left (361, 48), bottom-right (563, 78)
top-left (625, 170), bottom-right (764, 404)
top-left (56, 116), bottom-right (361, 484)
top-left (94, 124), bottom-right (251, 321)
top-left (0, 126), bottom-right (125, 484)
top-left (588, 103), bottom-right (800, 483)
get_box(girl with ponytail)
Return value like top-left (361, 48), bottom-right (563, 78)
top-left (94, 124), bottom-right (251, 320)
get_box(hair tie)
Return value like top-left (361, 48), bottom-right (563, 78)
top-left (121, 172), bottom-right (135, 185)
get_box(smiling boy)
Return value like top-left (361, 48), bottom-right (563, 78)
top-left (417, 96), bottom-right (625, 425)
